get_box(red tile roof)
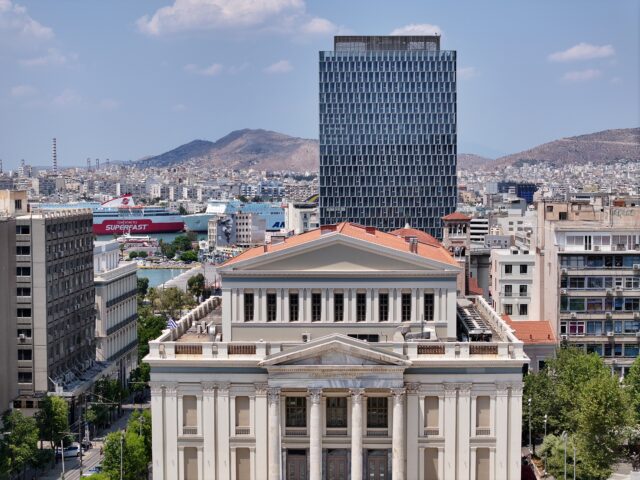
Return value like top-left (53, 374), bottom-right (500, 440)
top-left (223, 222), bottom-right (459, 267)
top-left (442, 212), bottom-right (472, 222)
top-left (502, 316), bottom-right (557, 344)
top-left (468, 276), bottom-right (484, 296)
top-left (390, 227), bottom-right (440, 247)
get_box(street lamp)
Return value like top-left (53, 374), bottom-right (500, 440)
top-left (543, 414), bottom-right (548, 473)
top-left (120, 430), bottom-right (125, 480)
top-left (528, 397), bottom-right (532, 458)
top-left (562, 431), bottom-right (568, 480)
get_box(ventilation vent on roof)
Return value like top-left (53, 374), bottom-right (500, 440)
top-left (320, 225), bottom-right (337, 234)
top-left (365, 226), bottom-right (376, 235)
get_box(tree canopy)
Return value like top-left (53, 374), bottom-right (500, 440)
top-left (0, 410), bottom-right (39, 478)
top-left (35, 395), bottom-right (69, 449)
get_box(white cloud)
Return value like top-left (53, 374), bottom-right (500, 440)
top-left (173, 103), bottom-right (187, 112)
top-left (300, 17), bottom-right (336, 35)
top-left (136, 0), bottom-right (338, 38)
top-left (549, 42), bottom-right (615, 62)
top-left (390, 23), bottom-right (442, 36)
top-left (184, 62), bottom-right (225, 76)
top-left (10, 84), bottom-right (37, 97)
top-left (562, 69), bottom-right (602, 82)
top-left (0, 0), bottom-right (53, 40)
top-left (457, 67), bottom-right (477, 80)
top-left (51, 88), bottom-right (83, 107)
top-left (264, 59), bottom-right (292, 74)
top-left (20, 47), bottom-right (76, 67)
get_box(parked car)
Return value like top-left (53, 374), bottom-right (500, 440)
top-left (82, 465), bottom-right (102, 477)
top-left (81, 439), bottom-right (93, 450)
top-left (55, 443), bottom-right (81, 458)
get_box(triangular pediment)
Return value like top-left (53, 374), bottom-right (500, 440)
top-left (230, 236), bottom-right (457, 273)
top-left (259, 334), bottom-right (411, 367)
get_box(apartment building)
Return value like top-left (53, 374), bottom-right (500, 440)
top-left (0, 215), bottom-right (18, 411)
top-left (94, 240), bottom-right (138, 387)
top-left (146, 222), bottom-right (526, 480)
top-left (489, 247), bottom-right (537, 320)
top-left (536, 200), bottom-right (640, 374)
top-left (285, 202), bottom-right (319, 235)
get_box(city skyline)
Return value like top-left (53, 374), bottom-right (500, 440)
top-left (0, 0), bottom-right (639, 169)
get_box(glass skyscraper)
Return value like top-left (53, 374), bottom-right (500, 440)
top-left (319, 36), bottom-right (457, 239)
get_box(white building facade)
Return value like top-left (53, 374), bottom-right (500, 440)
top-left (147, 223), bottom-right (527, 480)
top-left (490, 247), bottom-right (537, 320)
top-left (94, 240), bottom-right (138, 386)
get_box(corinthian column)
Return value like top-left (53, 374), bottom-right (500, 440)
top-left (350, 389), bottom-right (364, 480)
top-left (267, 388), bottom-right (281, 480)
top-left (309, 388), bottom-right (323, 480)
top-left (392, 388), bottom-right (406, 480)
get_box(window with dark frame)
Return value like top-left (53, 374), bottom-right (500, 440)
top-left (424, 293), bottom-right (434, 321)
top-left (285, 397), bottom-right (307, 427)
top-left (401, 293), bottom-right (412, 321)
top-left (367, 397), bottom-right (388, 428)
top-left (520, 264), bottom-right (528, 274)
top-left (379, 293), bottom-right (389, 321)
top-left (505, 264), bottom-right (512, 274)
top-left (289, 292), bottom-right (299, 322)
top-left (504, 304), bottom-right (513, 315)
top-left (356, 292), bottom-right (366, 321)
top-left (519, 304), bottom-right (528, 316)
top-left (334, 293), bottom-right (344, 322)
top-left (244, 293), bottom-right (254, 322)
top-left (326, 397), bottom-right (347, 428)
top-left (311, 293), bottom-right (322, 322)
top-left (266, 293), bottom-right (277, 322)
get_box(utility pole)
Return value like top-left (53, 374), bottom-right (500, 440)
top-left (528, 397), bottom-right (532, 457)
top-left (562, 431), bottom-right (568, 480)
top-left (60, 438), bottom-right (65, 479)
top-left (543, 414), bottom-right (548, 474)
top-left (120, 430), bottom-right (124, 480)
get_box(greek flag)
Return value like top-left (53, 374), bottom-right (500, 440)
top-left (167, 317), bottom-right (178, 329)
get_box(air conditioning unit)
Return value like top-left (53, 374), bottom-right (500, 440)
top-left (570, 312), bottom-right (577, 319)
top-left (19, 334), bottom-right (26, 342)
top-left (593, 245), bottom-right (600, 252)
top-left (635, 331), bottom-right (640, 338)
top-left (301, 333), bottom-right (311, 343)
top-left (615, 286), bottom-right (624, 293)
top-left (606, 289), bottom-right (614, 296)
top-left (606, 331), bottom-right (614, 337)
top-left (635, 312), bottom-right (640, 320)
top-left (633, 264), bottom-right (640, 271)
top-left (561, 268), bottom-right (568, 275)
top-left (560, 288), bottom-right (568, 295)
top-left (560, 334), bottom-right (568, 341)
top-left (606, 312), bottom-right (612, 319)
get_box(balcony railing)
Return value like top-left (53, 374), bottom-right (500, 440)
top-left (235, 426), bottom-right (250, 436)
top-left (423, 427), bottom-right (440, 437)
top-left (475, 427), bottom-right (491, 436)
top-left (285, 427), bottom-right (307, 437)
top-left (367, 428), bottom-right (388, 437)
top-left (229, 344), bottom-right (256, 355)
top-left (182, 426), bottom-right (198, 435)
top-left (175, 344), bottom-right (203, 355)
top-left (470, 344), bottom-right (498, 355)
top-left (326, 427), bottom-right (348, 436)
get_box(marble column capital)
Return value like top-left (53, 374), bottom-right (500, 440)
top-left (267, 387), bottom-right (281, 405)
top-left (217, 382), bottom-right (230, 396)
top-left (149, 382), bottom-right (164, 395)
top-left (495, 383), bottom-right (510, 396)
top-left (391, 388), bottom-right (406, 405)
top-left (202, 382), bottom-right (217, 394)
top-left (457, 383), bottom-right (472, 395)
top-left (443, 383), bottom-right (458, 397)
top-left (163, 382), bottom-right (178, 394)
top-left (406, 383), bottom-right (420, 394)
top-left (255, 383), bottom-right (269, 396)
top-left (309, 388), bottom-right (323, 404)
top-left (510, 383), bottom-right (524, 395)
top-left (350, 388), bottom-right (365, 404)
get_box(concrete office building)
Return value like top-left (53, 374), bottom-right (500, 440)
top-left (0, 215), bottom-right (18, 411)
top-left (2, 190), bottom-right (104, 415)
top-left (94, 240), bottom-right (138, 387)
top-left (147, 223), bottom-right (526, 480)
top-left (535, 200), bottom-right (640, 374)
top-left (319, 36), bottom-right (457, 239)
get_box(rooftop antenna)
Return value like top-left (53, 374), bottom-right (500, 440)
top-left (52, 137), bottom-right (58, 175)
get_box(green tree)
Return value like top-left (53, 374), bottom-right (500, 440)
top-left (138, 251), bottom-right (148, 259)
top-left (187, 273), bottom-right (205, 299)
top-left (89, 378), bottom-right (126, 430)
top-left (127, 410), bottom-right (152, 460)
top-left (102, 430), bottom-right (148, 480)
top-left (129, 251), bottom-right (138, 259)
top-left (237, 195), bottom-right (249, 203)
top-left (625, 355), bottom-right (640, 422)
top-left (523, 368), bottom-right (560, 452)
top-left (153, 287), bottom-right (195, 320)
top-left (136, 308), bottom-right (167, 360)
top-left (178, 204), bottom-right (187, 215)
top-left (159, 240), bottom-right (177, 259)
top-left (137, 277), bottom-right (149, 298)
top-left (0, 410), bottom-right (39, 478)
top-left (180, 250), bottom-right (198, 263)
top-left (35, 395), bottom-right (69, 449)
top-left (173, 235), bottom-right (193, 252)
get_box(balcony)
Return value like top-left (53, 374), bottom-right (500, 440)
top-left (285, 427), bottom-right (307, 437)
top-left (235, 426), bottom-right (250, 436)
top-left (423, 427), bottom-right (440, 437)
top-left (182, 426), bottom-right (198, 435)
top-left (326, 427), bottom-right (348, 436)
top-left (475, 427), bottom-right (491, 436)
top-left (366, 428), bottom-right (388, 437)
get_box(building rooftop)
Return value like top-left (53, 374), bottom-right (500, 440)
top-left (334, 35), bottom-right (440, 52)
top-left (502, 316), bottom-right (557, 345)
top-left (390, 226), bottom-right (441, 247)
top-left (223, 222), bottom-right (459, 267)
top-left (442, 212), bottom-right (472, 222)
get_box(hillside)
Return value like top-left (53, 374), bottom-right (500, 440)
top-left (137, 129), bottom-right (318, 172)
top-left (495, 128), bottom-right (640, 167)
top-left (457, 153), bottom-right (494, 170)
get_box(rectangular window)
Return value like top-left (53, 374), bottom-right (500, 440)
top-left (424, 293), bottom-right (434, 321)
top-left (518, 304), bottom-right (528, 316)
top-left (505, 264), bottom-right (512, 274)
top-left (16, 225), bottom-right (30, 235)
top-left (289, 293), bottom-right (299, 322)
top-left (235, 396), bottom-right (250, 428)
top-left (401, 293), bottom-right (412, 322)
top-left (311, 293), bottom-right (322, 322)
top-left (424, 396), bottom-right (439, 429)
top-left (356, 293), bottom-right (366, 322)
top-left (519, 285), bottom-right (527, 296)
top-left (182, 395), bottom-right (197, 428)
top-left (504, 304), bottom-right (513, 315)
top-left (266, 293), bottom-right (277, 322)
top-left (16, 266), bottom-right (31, 276)
top-left (367, 397), bottom-right (388, 428)
top-left (285, 397), bottom-right (306, 427)
top-left (504, 285), bottom-right (512, 297)
top-left (326, 397), bottom-right (347, 428)
top-left (17, 287), bottom-right (31, 296)
top-left (244, 293), bottom-right (254, 322)
top-left (14, 199), bottom-right (22, 210)
top-left (17, 308), bottom-right (31, 318)
top-left (17, 329), bottom-right (31, 338)
top-left (17, 349), bottom-right (32, 360)
top-left (18, 372), bottom-right (32, 383)
top-left (378, 293), bottom-right (389, 321)
top-left (16, 246), bottom-right (30, 255)
top-left (520, 264), bottom-right (528, 274)
top-left (475, 396), bottom-right (491, 429)
top-left (334, 293), bottom-right (344, 322)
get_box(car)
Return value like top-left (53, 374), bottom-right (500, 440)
top-left (82, 465), bottom-right (102, 477)
top-left (55, 443), bottom-right (81, 458)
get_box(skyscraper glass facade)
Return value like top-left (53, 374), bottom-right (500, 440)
top-left (319, 36), bottom-right (457, 239)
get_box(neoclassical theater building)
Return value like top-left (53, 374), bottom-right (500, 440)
top-left (147, 223), bottom-right (527, 480)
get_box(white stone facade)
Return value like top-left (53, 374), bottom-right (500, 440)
top-left (147, 225), bottom-right (526, 479)
top-left (490, 247), bottom-right (536, 320)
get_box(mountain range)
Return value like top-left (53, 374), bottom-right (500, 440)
top-left (138, 127), bottom-right (639, 172)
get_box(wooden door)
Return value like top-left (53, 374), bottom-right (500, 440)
top-left (287, 454), bottom-right (307, 480)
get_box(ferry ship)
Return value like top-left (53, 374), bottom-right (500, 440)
top-left (182, 199), bottom-right (285, 232)
top-left (92, 195), bottom-right (184, 235)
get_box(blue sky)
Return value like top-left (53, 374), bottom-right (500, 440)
top-left (0, 0), bottom-right (638, 169)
